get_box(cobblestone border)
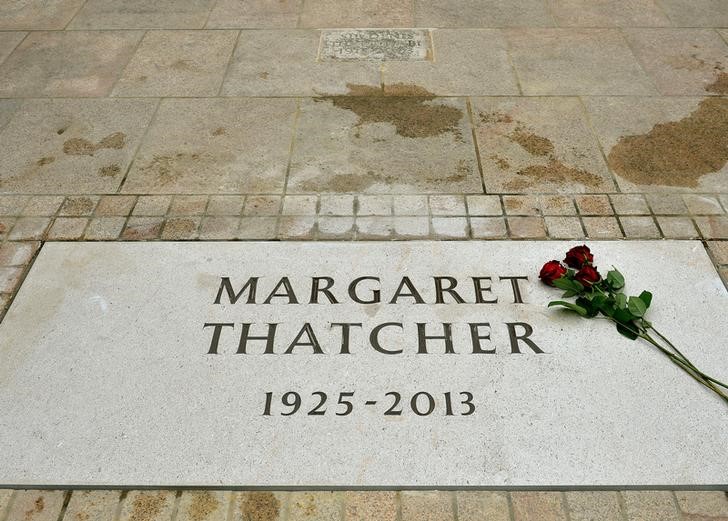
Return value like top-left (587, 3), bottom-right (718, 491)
top-left (1, 488), bottom-right (728, 521)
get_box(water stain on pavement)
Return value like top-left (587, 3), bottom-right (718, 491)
top-left (188, 492), bottom-right (219, 521)
top-left (608, 97), bottom-right (728, 187)
top-left (238, 492), bottom-right (280, 521)
top-left (321, 84), bottom-right (464, 140)
top-left (706, 72), bottom-right (728, 94)
top-left (128, 492), bottom-right (167, 521)
top-left (63, 132), bottom-right (126, 156)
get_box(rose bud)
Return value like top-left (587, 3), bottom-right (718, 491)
top-left (574, 265), bottom-right (601, 286)
top-left (539, 260), bottom-right (567, 286)
top-left (564, 244), bottom-right (594, 269)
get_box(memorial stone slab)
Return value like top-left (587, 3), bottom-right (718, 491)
top-left (320, 29), bottom-right (431, 61)
top-left (0, 241), bottom-right (726, 488)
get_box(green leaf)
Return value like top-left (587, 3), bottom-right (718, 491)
top-left (576, 296), bottom-right (599, 318)
top-left (553, 278), bottom-right (584, 292)
top-left (628, 296), bottom-right (647, 317)
top-left (613, 307), bottom-right (635, 324)
top-left (616, 321), bottom-right (638, 340)
top-left (639, 290), bottom-right (652, 309)
top-left (615, 293), bottom-right (627, 310)
top-left (548, 301), bottom-right (588, 317)
top-left (607, 269), bottom-right (625, 290)
top-left (561, 290), bottom-right (577, 298)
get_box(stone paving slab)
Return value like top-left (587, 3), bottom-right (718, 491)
top-left (413, 0), bottom-right (555, 27)
top-left (0, 0), bottom-right (85, 30)
top-left (67, 0), bottom-right (217, 29)
top-left (546, 0), bottom-right (671, 27)
top-left (0, 241), bottom-right (726, 487)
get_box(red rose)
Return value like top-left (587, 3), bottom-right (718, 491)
top-left (574, 265), bottom-right (601, 286)
top-left (539, 260), bottom-right (567, 286)
top-left (564, 245), bottom-right (594, 269)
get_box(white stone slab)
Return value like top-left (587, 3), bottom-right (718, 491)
top-left (0, 241), bottom-right (726, 488)
top-left (320, 29), bottom-right (431, 61)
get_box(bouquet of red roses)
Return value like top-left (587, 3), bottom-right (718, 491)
top-left (540, 245), bottom-right (728, 405)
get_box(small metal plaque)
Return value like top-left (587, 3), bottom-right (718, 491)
top-left (320, 29), bottom-right (431, 61)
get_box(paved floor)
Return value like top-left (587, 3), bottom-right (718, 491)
top-left (0, 0), bottom-right (727, 518)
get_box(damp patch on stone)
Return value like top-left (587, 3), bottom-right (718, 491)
top-left (320, 29), bottom-right (431, 61)
top-left (608, 97), bottom-right (728, 188)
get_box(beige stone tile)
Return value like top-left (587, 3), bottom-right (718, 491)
top-left (69, 0), bottom-right (216, 29)
top-left (60, 196), bottom-right (99, 216)
top-left (22, 196), bottom-right (65, 216)
top-left (232, 492), bottom-right (287, 521)
top-left (393, 216), bottom-right (430, 237)
top-left (583, 216), bottom-right (622, 237)
top-left (84, 217), bottom-right (126, 239)
top-left (575, 194), bottom-right (613, 215)
top-left (207, 0), bottom-right (301, 28)
top-left (401, 491), bottom-right (454, 521)
top-left (0, 266), bottom-right (23, 292)
top-left (414, 0), bottom-right (554, 27)
top-left (457, 492), bottom-right (509, 521)
top-left (0, 32), bottom-right (25, 63)
top-left (161, 217), bottom-right (200, 240)
top-left (47, 217), bottom-right (88, 239)
top-left (0, 99), bottom-right (156, 194)
top-left (393, 195), bottom-right (428, 216)
top-left (0, 0), bottom-right (85, 29)
top-left (471, 216), bottom-right (507, 238)
top-left (343, 491), bottom-right (397, 521)
top-left (8, 217), bottom-right (50, 240)
top-left (221, 30), bottom-right (379, 96)
top-left (676, 490), bottom-right (728, 518)
top-left (0, 490), bottom-right (13, 518)
top-left (696, 216), bottom-right (728, 238)
top-left (683, 194), bottom-right (724, 214)
top-left (467, 195), bottom-right (502, 216)
top-left (584, 96), bottom-right (728, 193)
top-left (0, 31), bottom-right (142, 97)
top-left (65, 491), bottom-right (121, 521)
top-left (624, 29), bottom-right (728, 96)
top-left (318, 216), bottom-right (355, 238)
top-left (199, 216), bottom-right (240, 239)
top-left (382, 30), bottom-right (519, 96)
top-left (357, 195), bottom-right (393, 216)
top-left (132, 195), bottom-right (172, 216)
top-left (320, 195), bottom-right (354, 215)
top-left (432, 216), bottom-right (468, 238)
top-left (0, 218), bottom-right (16, 239)
top-left (95, 195), bottom-right (137, 216)
top-left (503, 195), bottom-right (541, 215)
top-left (658, 0), bottom-right (728, 27)
top-left (508, 216), bottom-right (547, 237)
top-left (355, 216), bottom-right (393, 239)
top-left (238, 216), bottom-right (278, 239)
top-left (277, 215), bottom-right (316, 238)
top-left (430, 195), bottom-right (466, 215)
top-left (121, 217), bottom-right (163, 240)
top-left (288, 97), bottom-right (481, 193)
top-left (177, 491), bottom-right (230, 521)
top-left (545, 216), bottom-right (584, 238)
top-left (124, 98), bottom-right (295, 194)
top-left (547, 0), bottom-right (670, 27)
top-left (5, 491), bottom-right (66, 521)
top-left (506, 29), bottom-right (655, 95)
top-left (511, 492), bottom-right (568, 521)
top-left (282, 195), bottom-right (318, 215)
top-left (565, 491), bottom-right (622, 521)
top-left (243, 195), bottom-right (281, 216)
top-left (207, 195), bottom-right (245, 215)
top-left (645, 193), bottom-right (688, 214)
top-left (119, 491), bottom-right (175, 521)
top-left (0, 241), bottom-right (38, 266)
top-left (708, 240), bottom-right (728, 265)
top-left (657, 216), bottom-right (698, 238)
top-left (0, 196), bottom-right (29, 215)
top-left (609, 194), bottom-right (649, 215)
top-left (169, 195), bottom-right (208, 216)
top-left (622, 491), bottom-right (680, 521)
top-left (540, 195), bottom-right (576, 215)
top-left (472, 97), bottom-right (613, 193)
top-left (113, 30), bottom-right (238, 97)
top-left (299, 0), bottom-right (412, 27)
top-left (289, 492), bottom-right (341, 521)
